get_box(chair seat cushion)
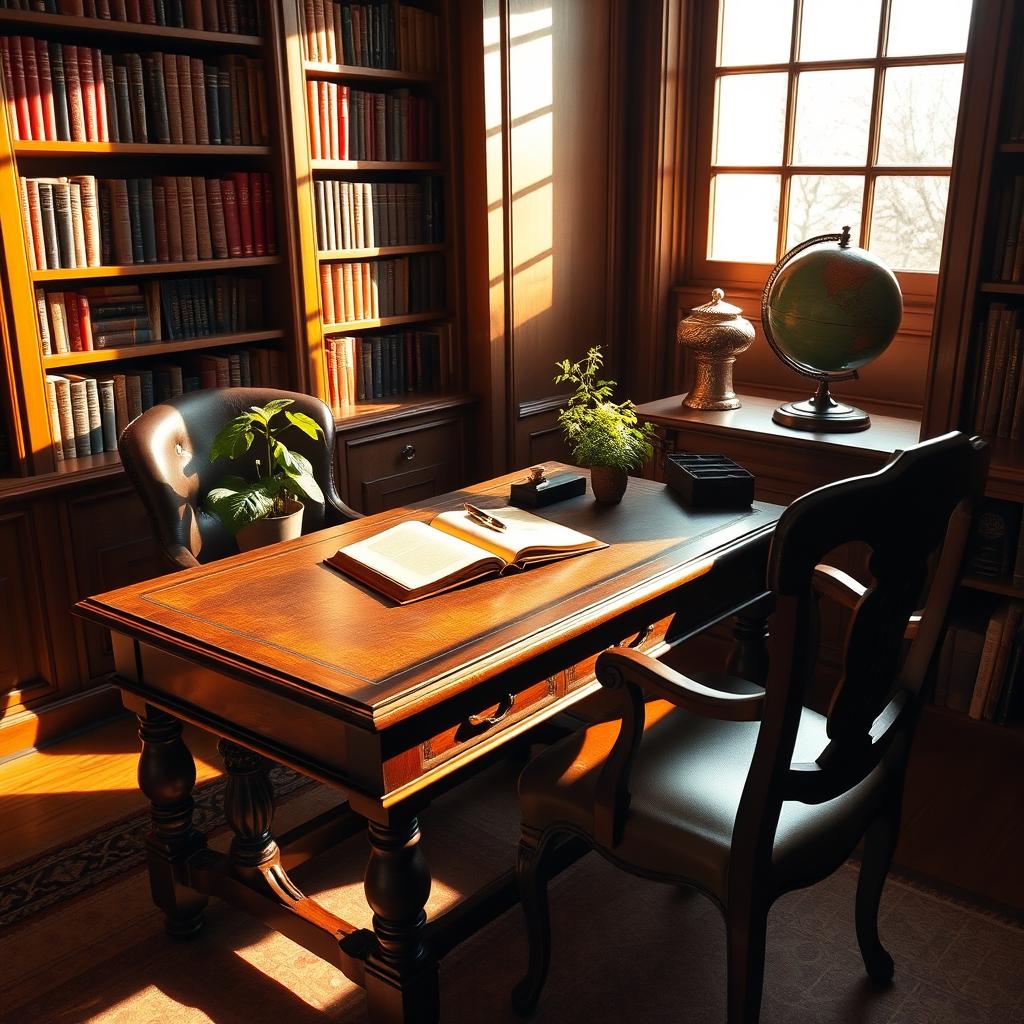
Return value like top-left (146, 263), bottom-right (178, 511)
top-left (518, 683), bottom-right (888, 902)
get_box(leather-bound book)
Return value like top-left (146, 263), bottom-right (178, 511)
top-left (204, 63), bottom-right (221, 144)
top-left (126, 177), bottom-right (144, 263)
top-left (52, 178), bottom-right (76, 268)
top-left (47, 291), bottom-right (69, 353)
top-left (152, 180), bottom-right (169, 261)
top-left (192, 176), bottom-right (212, 260)
top-left (35, 287), bottom-right (52, 356)
top-left (0, 39), bottom-right (22, 141)
top-left (36, 39), bottom-right (57, 141)
top-left (92, 48), bottom-right (109, 141)
top-left (47, 374), bottom-right (77, 460)
top-left (139, 177), bottom-right (157, 263)
top-left (163, 175), bottom-right (183, 261)
top-left (68, 179), bottom-right (87, 267)
top-left (177, 175), bottom-right (199, 261)
top-left (97, 378), bottom-right (117, 451)
top-left (77, 45), bottom-right (98, 141)
top-left (319, 262), bottom-right (335, 325)
top-left (22, 35), bottom-right (44, 141)
top-left (231, 171), bottom-right (253, 256)
top-left (44, 377), bottom-right (64, 462)
top-left (176, 53), bottom-right (196, 144)
top-left (163, 53), bottom-right (183, 144)
top-left (262, 172), bottom-right (275, 254)
top-left (127, 53), bottom-right (147, 141)
top-left (108, 178), bottom-right (134, 264)
top-left (75, 293), bottom-right (93, 351)
top-left (306, 79), bottom-right (321, 159)
top-left (219, 175), bottom-right (241, 256)
top-left (250, 171), bottom-right (265, 255)
top-left (191, 57), bottom-right (208, 144)
top-left (112, 62), bottom-right (132, 142)
top-left (206, 176), bottom-right (227, 258)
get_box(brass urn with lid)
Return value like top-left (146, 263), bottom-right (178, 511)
top-left (677, 288), bottom-right (755, 410)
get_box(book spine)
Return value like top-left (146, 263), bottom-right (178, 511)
top-left (177, 52), bottom-right (196, 144)
top-left (36, 39), bottom-right (57, 141)
top-left (190, 57), bottom-right (208, 145)
top-left (53, 179), bottom-right (76, 268)
top-left (192, 175), bottom-right (212, 259)
top-left (76, 293), bottom-right (93, 351)
top-left (35, 287), bottom-right (52, 356)
top-left (139, 176), bottom-right (157, 263)
top-left (231, 170), bottom-right (253, 256)
top-left (126, 177), bottom-right (144, 263)
top-left (204, 63), bottom-right (221, 144)
top-left (22, 35), bottom-right (44, 141)
top-left (45, 377), bottom-right (64, 462)
top-left (177, 174), bottom-right (198, 261)
top-left (77, 45), bottom-right (97, 141)
top-left (219, 174), bottom-right (241, 256)
top-left (68, 179), bottom-right (87, 267)
top-left (97, 378), bottom-right (117, 451)
top-left (127, 53), bottom-right (147, 141)
top-left (1, 38), bottom-right (20, 142)
top-left (109, 178), bottom-right (134, 264)
top-left (163, 174), bottom-right (182, 260)
top-left (152, 180), bottom-right (169, 261)
top-left (93, 47), bottom-right (108, 142)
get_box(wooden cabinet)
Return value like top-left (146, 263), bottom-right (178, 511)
top-left (336, 401), bottom-right (472, 514)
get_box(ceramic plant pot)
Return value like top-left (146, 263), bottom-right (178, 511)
top-left (590, 466), bottom-right (629, 505)
top-left (236, 497), bottom-right (304, 552)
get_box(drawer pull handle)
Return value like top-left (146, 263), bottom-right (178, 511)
top-left (400, 443), bottom-right (417, 461)
top-left (467, 692), bottom-right (516, 728)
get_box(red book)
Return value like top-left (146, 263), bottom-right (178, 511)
top-left (139, 0), bottom-right (156, 22)
top-left (36, 40), bottom-right (57, 141)
top-left (231, 171), bottom-right (254, 257)
top-left (0, 39), bottom-right (19, 141)
top-left (220, 176), bottom-right (242, 257)
top-left (319, 263), bottom-right (335, 324)
top-left (7, 37), bottom-right (31, 141)
top-left (250, 170), bottom-right (265, 255)
top-left (152, 181), bottom-right (169, 261)
top-left (339, 85), bottom-right (349, 161)
top-left (262, 173), bottom-right (275, 255)
top-left (21, 36), bottom-right (45, 142)
top-left (63, 45), bottom-right (86, 143)
top-left (64, 290), bottom-right (83, 352)
top-left (318, 82), bottom-right (330, 164)
top-left (327, 82), bottom-right (338, 160)
top-left (92, 48), bottom-right (108, 142)
top-left (306, 79), bottom-right (320, 159)
top-left (77, 46), bottom-right (98, 142)
top-left (125, 0), bottom-right (141, 20)
top-left (75, 293), bottom-right (93, 351)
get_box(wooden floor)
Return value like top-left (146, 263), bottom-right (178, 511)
top-left (0, 714), bottom-right (222, 872)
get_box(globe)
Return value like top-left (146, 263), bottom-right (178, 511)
top-left (761, 227), bottom-right (903, 432)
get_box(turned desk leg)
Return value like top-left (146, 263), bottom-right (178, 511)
top-left (727, 608), bottom-right (770, 686)
top-left (218, 739), bottom-right (279, 874)
top-left (137, 705), bottom-right (208, 939)
top-left (363, 817), bottom-right (439, 1024)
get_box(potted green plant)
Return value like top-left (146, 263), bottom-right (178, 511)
top-left (204, 398), bottom-right (327, 551)
top-left (555, 347), bottom-right (655, 504)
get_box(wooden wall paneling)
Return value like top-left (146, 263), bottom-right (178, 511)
top-left (923, 0), bottom-right (1011, 439)
top-left (63, 486), bottom-right (167, 682)
top-left (0, 98), bottom-right (55, 474)
top-left (618, 0), bottom-right (689, 405)
top-left (278, 0), bottom-right (325, 400)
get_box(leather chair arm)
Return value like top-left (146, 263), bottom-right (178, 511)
top-left (597, 647), bottom-right (765, 722)
top-left (813, 564), bottom-right (919, 640)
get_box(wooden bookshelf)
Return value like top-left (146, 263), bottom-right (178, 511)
top-left (310, 159), bottom-right (444, 172)
top-left (30, 256), bottom-right (282, 283)
top-left (303, 61), bottom-right (440, 85)
top-left (322, 310), bottom-right (448, 332)
top-left (318, 243), bottom-right (445, 260)
top-left (962, 575), bottom-right (1024, 599)
top-left (41, 329), bottom-right (286, 368)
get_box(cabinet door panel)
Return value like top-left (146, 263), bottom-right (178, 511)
top-left (343, 415), bottom-right (465, 514)
top-left (68, 487), bottom-right (167, 680)
top-left (0, 509), bottom-right (55, 714)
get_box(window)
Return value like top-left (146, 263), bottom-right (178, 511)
top-left (694, 0), bottom-right (973, 289)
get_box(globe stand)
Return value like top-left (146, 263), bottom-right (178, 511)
top-left (773, 380), bottom-right (870, 433)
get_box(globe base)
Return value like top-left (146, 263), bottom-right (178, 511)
top-left (773, 385), bottom-right (870, 433)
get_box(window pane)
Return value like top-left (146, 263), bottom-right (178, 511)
top-left (786, 175), bottom-right (864, 250)
top-left (719, 0), bottom-right (794, 66)
top-left (793, 70), bottom-right (874, 166)
top-left (710, 174), bottom-right (781, 263)
top-left (870, 175), bottom-right (950, 271)
top-left (799, 0), bottom-right (881, 61)
top-left (714, 73), bottom-right (788, 166)
top-left (887, 0), bottom-right (972, 57)
top-left (877, 64), bottom-right (963, 166)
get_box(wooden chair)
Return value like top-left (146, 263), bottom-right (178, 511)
top-left (512, 432), bottom-right (988, 1023)
top-left (119, 387), bottom-right (359, 570)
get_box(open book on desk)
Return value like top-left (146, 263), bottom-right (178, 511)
top-left (325, 506), bottom-right (607, 604)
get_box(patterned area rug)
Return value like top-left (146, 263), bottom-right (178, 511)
top-left (0, 765), bottom-right (314, 930)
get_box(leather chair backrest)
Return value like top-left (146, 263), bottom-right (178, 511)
top-left (733, 432), bottom-right (988, 861)
top-left (119, 387), bottom-right (358, 570)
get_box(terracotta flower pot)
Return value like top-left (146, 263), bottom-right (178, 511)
top-left (590, 466), bottom-right (629, 505)
top-left (236, 497), bottom-right (304, 552)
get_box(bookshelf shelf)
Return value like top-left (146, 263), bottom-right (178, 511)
top-left (962, 576), bottom-right (1024, 599)
top-left (0, 10), bottom-right (264, 51)
top-left (978, 281), bottom-right (1024, 295)
top-left (334, 392), bottom-right (475, 429)
top-left (319, 244), bottom-right (445, 260)
top-left (304, 61), bottom-right (440, 85)
top-left (311, 159), bottom-right (444, 172)
top-left (14, 142), bottom-right (273, 159)
top-left (31, 257), bottom-right (282, 283)
top-left (999, 142), bottom-right (1024, 154)
top-left (322, 310), bottom-right (448, 332)
top-left (41, 330), bottom-right (286, 368)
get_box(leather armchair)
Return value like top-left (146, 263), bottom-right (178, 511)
top-left (119, 387), bottom-right (360, 570)
top-left (512, 432), bottom-right (989, 1023)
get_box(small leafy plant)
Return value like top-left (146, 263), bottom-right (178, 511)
top-left (204, 398), bottom-right (326, 535)
top-left (555, 347), bottom-right (655, 472)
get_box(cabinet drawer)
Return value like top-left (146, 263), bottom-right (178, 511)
top-left (341, 414), bottom-right (467, 514)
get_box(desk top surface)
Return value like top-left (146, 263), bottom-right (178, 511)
top-left (77, 465), bottom-right (782, 727)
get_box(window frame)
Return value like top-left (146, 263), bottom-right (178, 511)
top-left (687, 0), bottom-right (970, 304)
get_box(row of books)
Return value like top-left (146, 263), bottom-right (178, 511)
top-left (934, 603), bottom-right (1024, 724)
top-left (45, 345), bottom-right (282, 460)
top-left (969, 302), bottom-right (1024, 439)
top-left (306, 81), bottom-right (435, 162)
top-left (313, 178), bottom-right (441, 251)
top-left (301, 0), bottom-right (440, 74)
top-left (319, 254), bottom-right (444, 325)
top-left (20, 171), bottom-right (276, 270)
top-left (0, 37), bottom-right (267, 146)
top-left (325, 328), bottom-right (452, 410)
top-left (0, 0), bottom-right (262, 34)
top-left (964, 497), bottom-right (1024, 587)
top-left (988, 176), bottom-right (1024, 282)
top-left (35, 274), bottom-right (265, 353)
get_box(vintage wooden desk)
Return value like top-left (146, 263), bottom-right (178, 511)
top-left (76, 467), bottom-right (783, 1024)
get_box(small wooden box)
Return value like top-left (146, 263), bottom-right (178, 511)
top-left (665, 453), bottom-right (754, 509)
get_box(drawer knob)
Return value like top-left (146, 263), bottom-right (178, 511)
top-left (400, 443), bottom-right (417, 462)
top-left (467, 692), bottom-right (516, 728)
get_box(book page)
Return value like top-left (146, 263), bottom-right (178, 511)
top-left (333, 521), bottom-right (501, 594)
top-left (431, 507), bottom-right (603, 564)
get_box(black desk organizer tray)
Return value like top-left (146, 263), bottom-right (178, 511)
top-left (665, 453), bottom-right (754, 509)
